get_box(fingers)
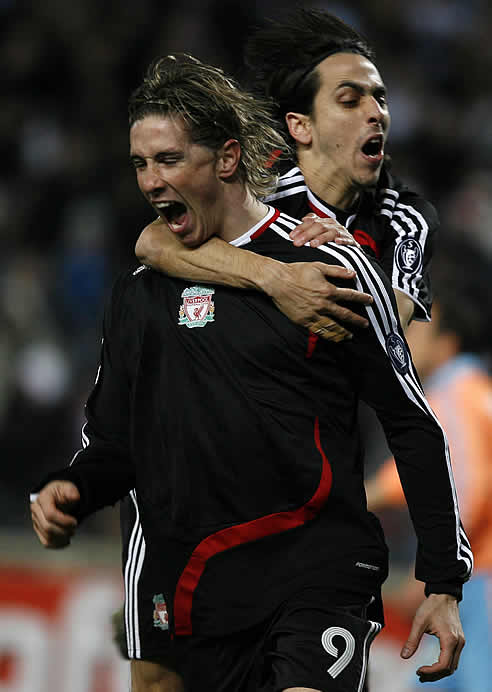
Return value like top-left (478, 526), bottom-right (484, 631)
top-left (401, 616), bottom-right (426, 661)
top-left (312, 264), bottom-right (357, 280)
top-left (30, 481), bottom-right (79, 549)
top-left (312, 264), bottom-right (373, 306)
top-left (333, 286), bottom-right (373, 306)
top-left (403, 594), bottom-right (465, 683)
top-left (289, 215), bottom-right (356, 248)
top-left (416, 631), bottom-right (465, 683)
top-left (31, 508), bottom-right (75, 548)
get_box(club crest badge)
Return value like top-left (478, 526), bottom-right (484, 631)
top-left (152, 593), bottom-right (169, 630)
top-left (386, 332), bottom-right (409, 375)
top-left (396, 238), bottom-right (422, 274)
top-left (178, 286), bottom-right (215, 328)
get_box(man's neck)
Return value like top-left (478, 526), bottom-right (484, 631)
top-left (219, 187), bottom-right (270, 243)
top-left (298, 156), bottom-right (360, 211)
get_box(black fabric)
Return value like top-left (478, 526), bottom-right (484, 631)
top-left (35, 211), bottom-right (469, 641)
top-left (173, 590), bottom-right (382, 692)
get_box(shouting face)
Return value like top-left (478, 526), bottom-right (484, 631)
top-left (288, 52), bottom-right (391, 207)
top-left (130, 114), bottom-right (225, 247)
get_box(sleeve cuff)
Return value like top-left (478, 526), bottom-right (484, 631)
top-left (424, 582), bottom-right (463, 602)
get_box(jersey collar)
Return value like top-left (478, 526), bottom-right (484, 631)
top-left (229, 206), bottom-right (279, 248)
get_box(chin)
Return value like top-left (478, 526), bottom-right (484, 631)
top-left (357, 169), bottom-right (381, 190)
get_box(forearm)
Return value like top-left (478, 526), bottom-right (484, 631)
top-left (135, 219), bottom-right (283, 292)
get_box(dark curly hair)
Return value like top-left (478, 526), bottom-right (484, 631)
top-left (244, 9), bottom-right (376, 138)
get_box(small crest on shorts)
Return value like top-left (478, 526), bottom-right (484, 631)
top-left (386, 332), bottom-right (409, 375)
top-left (152, 593), bottom-right (169, 630)
top-left (396, 238), bottom-right (422, 274)
top-left (178, 286), bottom-right (215, 328)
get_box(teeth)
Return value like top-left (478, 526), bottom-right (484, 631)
top-left (155, 202), bottom-right (173, 208)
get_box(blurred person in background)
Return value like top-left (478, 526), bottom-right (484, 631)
top-left (366, 237), bottom-right (492, 691)
top-left (30, 53), bottom-right (471, 692)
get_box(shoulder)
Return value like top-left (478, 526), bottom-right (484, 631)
top-left (111, 264), bottom-right (151, 297)
top-left (262, 163), bottom-right (307, 204)
top-left (106, 264), bottom-right (164, 321)
top-left (270, 212), bottom-right (388, 280)
top-left (377, 169), bottom-right (439, 234)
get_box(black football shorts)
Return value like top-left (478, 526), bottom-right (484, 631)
top-left (174, 587), bottom-right (383, 692)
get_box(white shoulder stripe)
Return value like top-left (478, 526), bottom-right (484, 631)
top-left (275, 173), bottom-right (305, 188)
top-left (391, 202), bottom-right (429, 306)
top-left (282, 165), bottom-right (303, 178)
top-left (380, 197), bottom-right (396, 209)
top-left (380, 188), bottom-right (399, 198)
top-left (263, 184), bottom-right (308, 202)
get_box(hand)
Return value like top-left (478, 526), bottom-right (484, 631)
top-left (401, 593), bottom-right (465, 683)
top-left (31, 481), bottom-right (80, 549)
top-left (266, 261), bottom-right (373, 342)
top-left (289, 214), bottom-right (359, 249)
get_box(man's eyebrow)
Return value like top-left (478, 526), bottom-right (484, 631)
top-left (129, 149), bottom-right (183, 162)
top-left (336, 80), bottom-right (386, 95)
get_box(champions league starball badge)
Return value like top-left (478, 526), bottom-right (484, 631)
top-left (386, 332), bottom-right (410, 374)
top-left (396, 238), bottom-right (422, 274)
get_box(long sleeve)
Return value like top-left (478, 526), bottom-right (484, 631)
top-left (33, 271), bottom-right (141, 519)
top-left (316, 242), bottom-right (472, 592)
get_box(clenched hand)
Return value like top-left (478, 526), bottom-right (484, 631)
top-left (31, 481), bottom-right (80, 549)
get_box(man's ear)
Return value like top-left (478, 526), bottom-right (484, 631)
top-left (285, 112), bottom-right (312, 145)
top-left (217, 139), bottom-right (241, 180)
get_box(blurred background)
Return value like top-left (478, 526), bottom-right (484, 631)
top-left (0, 0), bottom-right (491, 690)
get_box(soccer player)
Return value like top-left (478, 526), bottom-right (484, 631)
top-left (31, 55), bottom-right (469, 692)
top-left (136, 8), bottom-right (437, 334)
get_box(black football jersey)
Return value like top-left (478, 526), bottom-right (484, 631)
top-left (41, 208), bottom-right (470, 638)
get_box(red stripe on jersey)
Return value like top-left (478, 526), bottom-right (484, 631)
top-left (306, 332), bottom-right (319, 358)
top-left (353, 229), bottom-right (380, 258)
top-left (251, 208), bottom-right (280, 239)
top-left (173, 416), bottom-right (333, 635)
top-left (308, 200), bottom-right (331, 218)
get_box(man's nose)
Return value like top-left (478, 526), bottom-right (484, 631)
top-left (367, 98), bottom-right (388, 128)
top-left (140, 165), bottom-right (166, 195)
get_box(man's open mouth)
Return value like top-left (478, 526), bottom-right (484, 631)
top-left (361, 135), bottom-right (384, 159)
top-left (155, 201), bottom-right (188, 230)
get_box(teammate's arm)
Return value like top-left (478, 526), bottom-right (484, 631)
top-left (135, 215), bottom-right (373, 339)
